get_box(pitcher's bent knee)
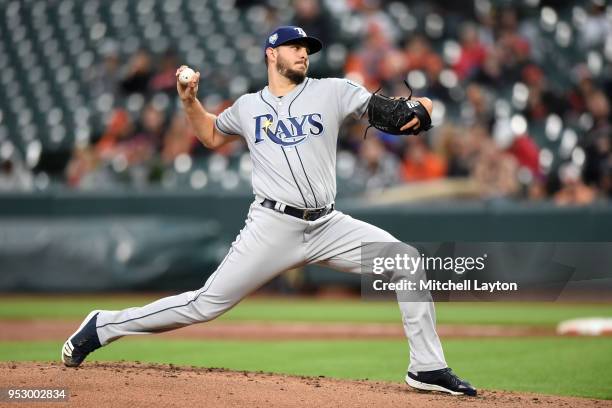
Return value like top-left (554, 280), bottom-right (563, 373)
top-left (187, 291), bottom-right (239, 323)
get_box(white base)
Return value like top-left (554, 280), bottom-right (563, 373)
top-left (557, 318), bottom-right (612, 336)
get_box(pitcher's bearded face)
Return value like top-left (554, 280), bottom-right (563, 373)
top-left (275, 44), bottom-right (309, 84)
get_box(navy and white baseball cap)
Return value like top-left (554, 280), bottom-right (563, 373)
top-left (264, 26), bottom-right (323, 55)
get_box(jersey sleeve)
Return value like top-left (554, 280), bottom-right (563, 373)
top-left (333, 78), bottom-right (372, 120)
top-left (215, 98), bottom-right (243, 136)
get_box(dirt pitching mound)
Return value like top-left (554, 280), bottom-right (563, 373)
top-left (1, 362), bottom-right (608, 408)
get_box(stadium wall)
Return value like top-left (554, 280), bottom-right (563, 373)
top-left (1, 192), bottom-right (611, 291)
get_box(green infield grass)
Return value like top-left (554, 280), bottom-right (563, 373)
top-left (0, 296), bottom-right (611, 326)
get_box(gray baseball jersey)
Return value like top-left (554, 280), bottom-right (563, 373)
top-left (215, 77), bottom-right (370, 208)
top-left (90, 77), bottom-right (448, 375)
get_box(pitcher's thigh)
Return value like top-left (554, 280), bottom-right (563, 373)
top-left (312, 213), bottom-right (410, 274)
top-left (192, 206), bottom-right (306, 316)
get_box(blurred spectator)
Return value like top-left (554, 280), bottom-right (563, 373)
top-left (507, 133), bottom-right (540, 177)
top-left (583, 91), bottom-right (612, 189)
top-left (339, 121), bottom-right (369, 153)
top-left (495, 30), bottom-right (530, 85)
top-left (495, 8), bottom-right (531, 84)
top-left (354, 136), bottom-right (399, 190)
top-left (527, 176), bottom-right (548, 201)
top-left (472, 140), bottom-right (519, 198)
top-left (437, 125), bottom-right (476, 178)
top-left (554, 163), bottom-right (597, 206)
top-left (400, 136), bottom-right (447, 182)
top-left (161, 113), bottom-right (197, 164)
top-left (353, 0), bottom-right (398, 44)
top-left (453, 23), bottom-right (487, 80)
top-left (474, 7), bottom-right (495, 47)
top-left (498, 7), bottom-right (520, 33)
top-left (67, 109), bottom-right (135, 189)
top-left (344, 24), bottom-right (393, 90)
top-left (65, 146), bottom-right (101, 189)
top-left (399, 36), bottom-right (448, 100)
top-left (120, 50), bottom-right (154, 96)
top-left (86, 44), bottom-right (121, 99)
top-left (150, 50), bottom-right (180, 94)
top-left (379, 49), bottom-right (407, 86)
top-left (131, 103), bottom-right (167, 157)
top-left (292, 0), bottom-right (333, 45)
top-left (601, 157), bottom-right (612, 198)
top-left (404, 35), bottom-right (441, 73)
top-left (461, 83), bottom-right (494, 130)
top-left (0, 155), bottom-right (32, 191)
top-left (77, 103), bottom-right (163, 185)
top-left (473, 47), bottom-right (505, 87)
top-left (522, 64), bottom-right (567, 121)
top-left (96, 109), bottom-right (135, 161)
top-left (579, 1), bottom-right (611, 48)
top-left (567, 66), bottom-right (598, 115)
top-left (257, 5), bottom-right (282, 36)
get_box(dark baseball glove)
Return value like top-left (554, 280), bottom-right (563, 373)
top-left (365, 82), bottom-right (432, 136)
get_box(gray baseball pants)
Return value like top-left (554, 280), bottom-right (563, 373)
top-left (95, 200), bottom-right (447, 372)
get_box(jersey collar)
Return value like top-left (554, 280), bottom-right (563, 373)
top-left (263, 77), bottom-right (310, 101)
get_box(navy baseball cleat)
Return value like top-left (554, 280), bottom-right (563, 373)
top-left (61, 310), bottom-right (102, 367)
top-left (405, 367), bottom-right (477, 396)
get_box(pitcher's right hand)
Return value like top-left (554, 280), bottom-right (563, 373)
top-left (176, 65), bottom-right (200, 102)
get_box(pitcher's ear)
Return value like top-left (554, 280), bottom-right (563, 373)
top-left (266, 47), bottom-right (278, 61)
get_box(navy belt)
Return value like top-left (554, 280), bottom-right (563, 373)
top-left (261, 198), bottom-right (334, 221)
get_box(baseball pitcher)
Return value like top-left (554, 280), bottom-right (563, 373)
top-left (62, 26), bottom-right (476, 397)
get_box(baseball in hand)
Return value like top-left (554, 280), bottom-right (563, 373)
top-left (178, 67), bottom-right (196, 85)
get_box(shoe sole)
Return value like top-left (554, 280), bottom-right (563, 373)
top-left (61, 310), bottom-right (101, 367)
top-left (405, 374), bottom-right (465, 396)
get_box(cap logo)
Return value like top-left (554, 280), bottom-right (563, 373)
top-left (294, 27), bottom-right (306, 37)
top-left (269, 33), bottom-right (278, 45)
